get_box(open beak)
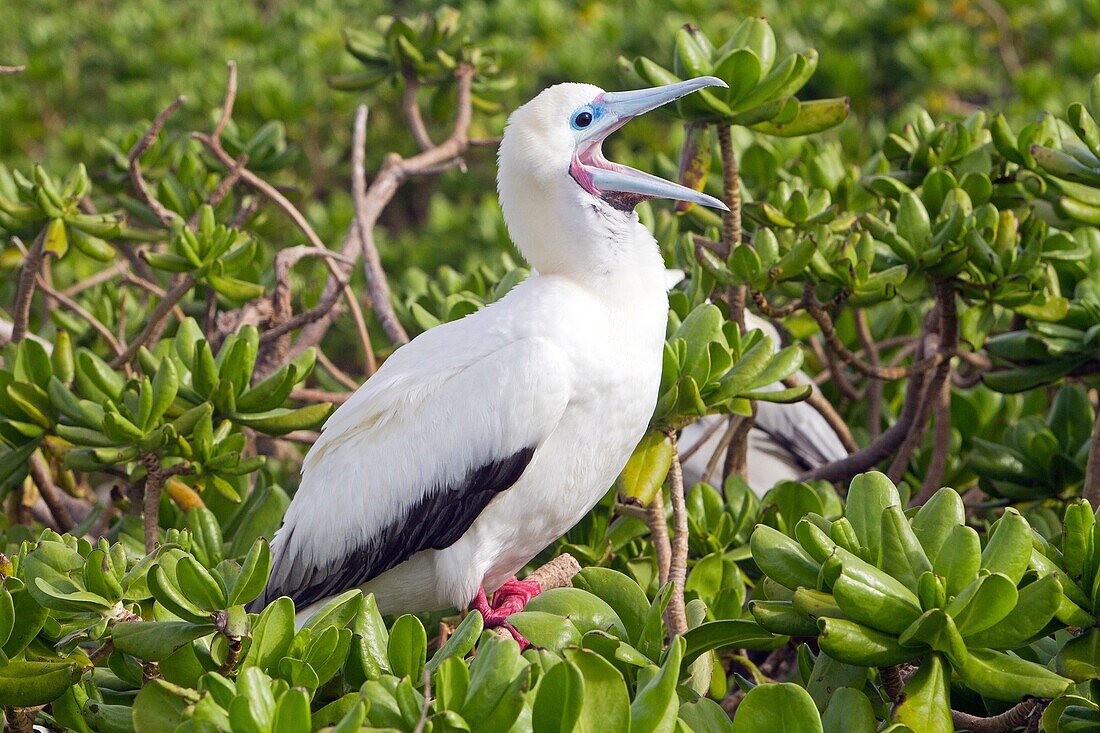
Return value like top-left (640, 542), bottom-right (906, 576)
top-left (570, 76), bottom-right (730, 212)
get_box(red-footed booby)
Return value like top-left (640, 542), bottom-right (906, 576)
top-left (253, 77), bottom-right (729, 643)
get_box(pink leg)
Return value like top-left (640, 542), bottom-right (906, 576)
top-left (470, 576), bottom-right (542, 649)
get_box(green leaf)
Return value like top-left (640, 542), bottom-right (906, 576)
top-left (618, 431), bottom-right (673, 505)
top-left (944, 573), bottom-right (1017, 637)
top-left (732, 682), bottom-right (823, 733)
top-left (112, 620), bottom-right (216, 661)
top-left (228, 538), bottom-right (271, 607)
top-left (958, 648), bottom-right (1073, 701)
top-left (0, 660), bottom-right (84, 707)
top-left (682, 619), bottom-right (784, 665)
top-left (133, 679), bottom-right (198, 733)
top-left (461, 632), bottom-right (528, 732)
top-left (879, 504), bottom-right (931, 592)
top-left (821, 687), bottom-right (876, 733)
top-left (508, 610), bottom-right (581, 652)
top-left (532, 655), bottom-right (583, 733)
top-left (388, 613), bottom-right (427, 680)
top-left (981, 509), bottom-right (1032, 584)
top-left (844, 471), bottom-right (900, 566)
top-left (630, 637), bottom-right (683, 733)
top-left (525, 588), bottom-right (627, 637)
top-left (965, 574), bottom-right (1061, 649)
top-left (817, 618), bottom-right (915, 666)
top-left (1057, 627), bottom-right (1100, 682)
top-left (910, 488), bottom-right (964, 565)
top-left (933, 524), bottom-right (981, 597)
top-left (245, 596), bottom-right (294, 670)
top-left (892, 653), bottom-right (952, 733)
top-left (573, 568), bottom-right (650, 644)
top-left (563, 647), bottom-right (630, 733)
top-left (272, 687), bottom-right (311, 733)
top-left (428, 607), bottom-right (484, 673)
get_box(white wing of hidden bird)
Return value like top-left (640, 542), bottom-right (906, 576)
top-left (254, 76), bottom-right (730, 641)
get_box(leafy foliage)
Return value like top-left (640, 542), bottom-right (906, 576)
top-left (3, 2), bottom-right (1100, 732)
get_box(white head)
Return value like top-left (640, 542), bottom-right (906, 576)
top-left (498, 78), bottom-right (729, 278)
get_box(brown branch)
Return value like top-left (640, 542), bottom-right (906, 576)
top-left (679, 417), bottom-right (726, 463)
top-left (28, 452), bottom-right (73, 532)
top-left (140, 453), bottom-right (168, 553)
top-left (665, 432), bottom-right (688, 637)
top-left (912, 373), bottom-right (952, 505)
top-left (879, 665), bottom-right (903, 701)
top-left (951, 698), bottom-right (1042, 733)
top-left (402, 72), bottom-right (435, 151)
top-left (111, 273), bottom-right (195, 367)
top-left (804, 283), bottom-right (944, 381)
top-left (751, 289), bottom-right (802, 319)
top-left (854, 309), bottom-right (883, 438)
top-left (722, 410), bottom-right (754, 483)
top-left (524, 553), bottom-right (581, 591)
top-left (351, 106), bottom-right (410, 347)
top-left (290, 388), bottom-right (351, 404)
top-left (784, 374), bottom-right (859, 454)
top-left (0, 65), bottom-right (26, 75)
top-left (342, 282), bottom-right (377, 375)
top-left (130, 97), bottom-right (186, 228)
top-left (213, 61), bottom-right (237, 141)
top-left (703, 416), bottom-right (740, 485)
top-left (316, 348), bottom-right (360, 391)
top-left (801, 344), bottom-right (930, 484)
top-left (893, 283), bottom-right (958, 497)
top-left (10, 228), bottom-right (47, 343)
top-left (717, 124), bottom-right (745, 329)
top-left (61, 262), bottom-right (127, 297)
top-left (37, 273), bottom-right (125, 356)
top-left (646, 489), bottom-right (672, 587)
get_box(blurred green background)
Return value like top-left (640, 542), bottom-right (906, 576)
top-left (3, 0), bottom-right (1098, 273)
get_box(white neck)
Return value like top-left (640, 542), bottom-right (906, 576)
top-left (498, 171), bottom-right (665, 294)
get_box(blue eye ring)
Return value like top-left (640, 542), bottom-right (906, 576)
top-left (571, 109), bottom-right (594, 129)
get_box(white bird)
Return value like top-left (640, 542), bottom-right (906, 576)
top-left (253, 77), bottom-right (730, 641)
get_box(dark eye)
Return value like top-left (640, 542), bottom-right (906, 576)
top-left (572, 110), bottom-right (593, 129)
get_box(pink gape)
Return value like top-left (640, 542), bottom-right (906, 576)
top-left (470, 576), bottom-right (542, 649)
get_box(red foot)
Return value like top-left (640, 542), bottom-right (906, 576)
top-left (470, 577), bottom-right (542, 649)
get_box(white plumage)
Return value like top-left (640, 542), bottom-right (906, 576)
top-left (257, 77), bottom-right (729, 620)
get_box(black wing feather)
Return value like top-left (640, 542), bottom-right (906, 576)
top-left (251, 446), bottom-right (535, 610)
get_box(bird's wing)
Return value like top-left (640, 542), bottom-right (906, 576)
top-left (752, 383), bottom-right (849, 470)
top-left (255, 325), bottom-right (573, 610)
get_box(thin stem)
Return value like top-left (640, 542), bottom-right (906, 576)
top-left (951, 698), bottom-right (1042, 733)
top-left (665, 431), bottom-right (688, 637)
top-left (111, 274), bottom-right (196, 367)
top-left (717, 124), bottom-right (744, 329)
top-left (912, 373), bottom-right (952, 504)
top-left (785, 374), bottom-right (859, 454)
top-left (141, 453), bottom-right (164, 553)
top-left (10, 228), bottom-right (46, 344)
top-left (37, 272), bottom-right (125, 356)
top-left (351, 105), bottom-right (410, 347)
top-left (805, 283), bottom-right (944, 381)
top-left (129, 97), bottom-right (186, 228)
top-left (28, 452), bottom-right (73, 532)
top-left (646, 490), bottom-right (672, 587)
top-left (879, 665), bottom-right (903, 701)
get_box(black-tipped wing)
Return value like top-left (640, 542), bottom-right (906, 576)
top-left (252, 447), bottom-right (535, 610)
